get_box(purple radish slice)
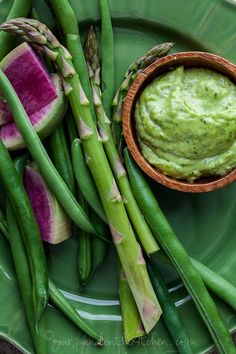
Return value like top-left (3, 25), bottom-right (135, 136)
top-left (24, 164), bottom-right (71, 244)
top-left (0, 42), bottom-right (57, 125)
top-left (1, 74), bottom-right (67, 150)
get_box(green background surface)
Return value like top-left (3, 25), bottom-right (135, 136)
top-left (0, 0), bottom-right (236, 353)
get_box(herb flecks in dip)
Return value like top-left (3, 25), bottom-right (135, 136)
top-left (135, 65), bottom-right (236, 181)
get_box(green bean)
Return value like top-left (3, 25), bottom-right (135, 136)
top-left (0, 69), bottom-right (97, 237)
top-left (0, 137), bottom-right (48, 324)
top-left (147, 260), bottom-right (193, 354)
top-left (71, 139), bottom-right (107, 224)
top-left (154, 249), bottom-right (236, 314)
top-left (6, 199), bottom-right (47, 354)
top-left (0, 207), bottom-right (8, 239)
top-left (77, 193), bottom-right (92, 288)
top-left (48, 123), bottom-right (75, 194)
top-left (99, 0), bottom-right (115, 117)
top-left (154, 248), bottom-right (236, 316)
top-left (91, 211), bottom-right (108, 275)
top-left (0, 0), bottom-right (31, 60)
top-left (65, 109), bottom-right (78, 145)
top-left (49, 279), bottom-right (104, 345)
top-left (124, 148), bottom-right (235, 354)
top-left (191, 257), bottom-right (236, 312)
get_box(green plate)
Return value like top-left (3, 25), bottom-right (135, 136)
top-left (1, 0), bottom-right (236, 353)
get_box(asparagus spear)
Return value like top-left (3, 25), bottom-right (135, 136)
top-left (0, 18), bottom-right (162, 333)
top-left (45, 0), bottom-right (97, 121)
top-left (83, 26), bottom-right (159, 256)
top-left (112, 42), bottom-right (174, 151)
top-left (119, 268), bottom-right (146, 344)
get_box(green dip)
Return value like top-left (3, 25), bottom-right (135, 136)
top-left (135, 65), bottom-right (236, 181)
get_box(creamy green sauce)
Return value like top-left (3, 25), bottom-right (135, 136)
top-left (135, 65), bottom-right (236, 181)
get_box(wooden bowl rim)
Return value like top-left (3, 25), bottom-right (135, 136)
top-left (122, 51), bottom-right (236, 193)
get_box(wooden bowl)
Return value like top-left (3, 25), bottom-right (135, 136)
top-left (123, 51), bottom-right (236, 193)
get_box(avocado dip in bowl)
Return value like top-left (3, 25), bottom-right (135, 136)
top-left (123, 51), bottom-right (236, 193)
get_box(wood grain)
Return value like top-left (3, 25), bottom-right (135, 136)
top-left (123, 51), bottom-right (236, 193)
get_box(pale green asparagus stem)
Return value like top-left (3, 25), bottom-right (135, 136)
top-left (119, 268), bottom-right (146, 344)
top-left (111, 42), bottom-right (174, 150)
top-left (46, 0), bottom-right (97, 121)
top-left (1, 18), bottom-right (162, 333)
top-left (83, 26), bottom-right (159, 256)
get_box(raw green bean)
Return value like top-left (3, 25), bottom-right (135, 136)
top-left (78, 228), bottom-right (92, 288)
top-left (154, 249), bottom-right (236, 313)
top-left (91, 211), bottom-right (108, 275)
top-left (191, 257), bottom-right (236, 312)
top-left (72, 139), bottom-right (107, 224)
top-left (0, 69), bottom-right (97, 237)
top-left (48, 123), bottom-right (75, 194)
top-left (154, 249), bottom-right (236, 315)
top-left (0, 207), bottom-right (8, 239)
top-left (6, 199), bottom-right (47, 354)
top-left (0, 137), bottom-right (48, 324)
top-left (147, 260), bottom-right (193, 354)
top-left (49, 279), bottom-right (104, 345)
top-left (77, 193), bottom-right (92, 288)
top-left (65, 109), bottom-right (78, 145)
top-left (99, 0), bottom-right (115, 117)
top-left (124, 148), bottom-right (235, 354)
top-left (0, 0), bottom-right (31, 60)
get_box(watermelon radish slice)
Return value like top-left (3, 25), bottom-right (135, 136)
top-left (0, 42), bottom-right (67, 150)
top-left (24, 163), bottom-right (72, 244)
top-left (1, 74), bottom-right (67, 150)
top-left (0, 42), bottom-right (57, 124)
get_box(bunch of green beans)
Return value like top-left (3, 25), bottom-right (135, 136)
top-left (0, 128), bottom-right (48, 324)
top-left (5, 153), bottom-right (47, 354)
top-left (0, 149), bottom-right (103, 347)
top-left (2, 195), bottom-right (103, 348)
